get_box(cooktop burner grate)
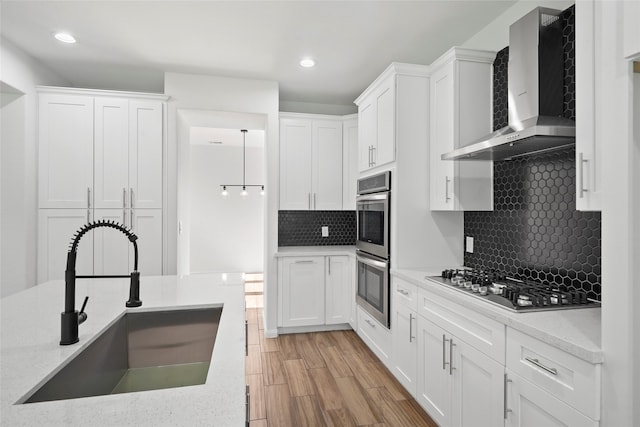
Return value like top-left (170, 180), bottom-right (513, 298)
top-left (428, 269), bottom-right (600, 313)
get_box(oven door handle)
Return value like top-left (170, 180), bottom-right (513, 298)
top-left (356, 192), bottom-right (389, 203)
top-left (356, 252), bottom-right (388, 269)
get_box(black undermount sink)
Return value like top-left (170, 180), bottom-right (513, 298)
top-left (19, 306), bottom-right (222, 404)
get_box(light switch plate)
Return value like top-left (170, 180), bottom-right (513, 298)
top-left (466, 236), bottom-right (474, 253)
top-left (322, 226), bottom-right (329, 237)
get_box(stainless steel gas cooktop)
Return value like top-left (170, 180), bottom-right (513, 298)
top-left (428, 269), bottom-right (600, 313)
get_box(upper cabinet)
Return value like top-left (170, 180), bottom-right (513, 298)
top-left (342, 115), bottom-right (359, 210)
top-left (355, 74), bottom-right (395, 172)
top-left (575, 1), bottom-right (602, 211)
top-left (428, 48), bottom-right (495, 211)
top-left (279, 113), bottom-right (344, 210)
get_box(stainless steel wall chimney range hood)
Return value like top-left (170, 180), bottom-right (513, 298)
top-left (442, 7), bottom-right (575, 161)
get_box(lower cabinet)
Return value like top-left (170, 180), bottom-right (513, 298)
top-left (356, 305), bottom-right (392, 367)
top-left (391, 278), bottom-right (419, 395)
top-left (416, 316), bottom-right (504, 427)
top-left (278, 255), bottom-right (353, 329)
top-left (505, 370), bottom-right (598, 427)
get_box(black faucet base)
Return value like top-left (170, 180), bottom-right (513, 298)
top-left (126, 271), bottom-right (142, 308)
top-left (60, 311), bottom-right (80, 346)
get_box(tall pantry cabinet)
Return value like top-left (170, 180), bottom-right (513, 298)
top-left (37, 87), bottom-right (167, 283)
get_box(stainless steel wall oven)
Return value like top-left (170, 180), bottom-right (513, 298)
top-left (356, 171), bottom-right (391, 328)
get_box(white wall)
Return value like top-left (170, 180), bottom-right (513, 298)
top-left (189, 143), bottom-right (264, 273)
top-left (0, 37), bottom-right (68, 297)
top-left (164, 71), bottom-right (279, 335)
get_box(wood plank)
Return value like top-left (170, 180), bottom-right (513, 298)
top-left (366, 387), bottom-right (435, 427)
top-left (292, 395), bottom-right (326, 426)
top-left (278, 333), bottom-right (301, 360)
top-left (368, 362), bottom-right (411, 401)
top-left (246, 373), bottom-right (266, 420)
top-left (319, 345), bottom-right (354, 378)
top-left (262, 351), bottom-right (287, 385)
top-left (324, 408), bottom-right (357, 427)
top-left (246, 307), bottom-right (259, 325)
top-left (341, 354), bottom-right (383, 389)
top-left (257, 308), bottom-right (264, 330)
top-left (247, 322), bottom-right (260, 346)
top-left (294, 333), bottom-right (326, 369)
top-left (395, 399), bottom-right (438, 427)
top-left (250, 419), bottom-right (268, 427)
top-left (309, 367), bottom-right (344, 412)
top-left (335, 376), bottom-right (383, 426)
top-left (265, 384), bottom-right (295, 427)
top-left (260, 329), bottom-right (280, 353)
top-left (283, 359), bottom-right (315, 397)
top-left (329, 330), bottom-right (364, 356)
top-left (246, 345), bottom-right (262, 375)
top-left (313, 331), bottom-right (339, 349)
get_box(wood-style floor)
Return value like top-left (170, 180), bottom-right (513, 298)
top-left (245, 307), bottom-right (438, 427)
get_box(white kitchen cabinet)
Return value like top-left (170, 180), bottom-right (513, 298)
top-left (416, 315), bottom-right (505, 427)
top-left (279, 114), bottom-right (343, 210)
top-left (278, 256), bottom-right (326, 327)
top-left (575, 0), bottom-right (602, 211)
top-left (623, 0), bottom-right (640, 60)
top-left (37, 209), bottom-right (94, 282)
top-left (38, 94), bottom-right (94, 209)
top-left (505, 370), bottom-right (598, 427)
top-left (356, 305), bottom-right (392, 367)
top-left (391, 278), bottom-right (419, 395)
top-left (93, 209), bottom-right (129, 276)
top-left (95, 98), bottom-right (163, 209)
top-left (429, 47), bottom-right (494, 211)
top-left (355, 68), bottom-right (396, 172)
top-left (342, 115), bottom-right (359, 210)
top-left (325, 255), bottom-right (351, 325)
top-left (130, 209), bottom-right (163, 275)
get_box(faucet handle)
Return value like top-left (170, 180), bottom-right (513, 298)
top-left (78, 296), bottom-right (89, 324)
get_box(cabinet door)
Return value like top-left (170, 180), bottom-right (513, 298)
top-left (312, 120), bottom-right (343, 210)
top-left (506, 370), bottom-right (598, 427)
top-left (416, 316), bottom-right (452, 427)
top-left (430, 64), bottom-right (456, 211)
top-left (38, 94), bottom-right (94, 209)
top-left (93, 209), bottom-right (129, 275)
top-left (94, 97), bottom-right (129, 209)
top-left (131, 209), bottom-right (163, 276)
top-left (279, 257), bottom-right (325, 327)
top-left (452, 338), bottom-right (505, 427)
top-left (575, 0), bottom-right (602, 211)
top-left (38, 209), bottom-right (93, 283)
top-left (358, 101), bottom-right (375, 172)
top-left (325, 256), bottom-right (351, 325)
top-left (130, 100), bottom-right (163, 209)
top-left (375, 80), bottom-right (395, 167)
top-left (279, 119), bottom-right (312, 210)
top-left (391, 303), bottom-right (417, 396)
top-left (342, 118), bottom-right (359, 210)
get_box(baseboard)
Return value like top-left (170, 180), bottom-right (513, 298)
top-left (277, 323), bottom-right (352, 336)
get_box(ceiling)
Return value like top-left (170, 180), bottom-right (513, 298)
top-left (0, 1), bottom-right (517, 106)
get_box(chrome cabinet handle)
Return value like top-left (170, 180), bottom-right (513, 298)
top-left (308, 193), bottom-right (311, 210)
top-left (504, 374), bottom-right (512, 419)
top-left (371, 145), bottom-right (376, 166)
top-left (87, 209), bottom-right (90, 223)
top-left (294, 260), bottom-right (314, 264)
top-left (313, 193), bottom-right (316, 210)
top-left (123, 188), bottom-right (127, 209)
top-left (449, 338), bottom-right (455, 375)
top-left (365, 319), bottom-right (376, 328)
top-left (87, 187), bottom-right (91, 209)
top-left (245, 384), bottom-right (250, 426)
top-left (328, 257), bottom-right (331, 275)
top-left (245, 320), bottom-right (248, 356)
top-left (445, 176), bottom-right (451, 202)
top-left (123, 209), bottom-right (127, 227)
top-left (442, 335), bottom-right (449, 370)
top-left (409, 313), bottom-right (415, 343)
top-left (130, 188), bottom-right (134, 209)
top-left (130, 210), bottom-right (134, 231)
top-left (398, 288), bottom-right (409, 296)
top-left (524, 357), bottom-right (558, 375)
top-left (578, 152), bottom-right (588, 198)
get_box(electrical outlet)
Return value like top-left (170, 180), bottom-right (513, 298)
top-left (466, 236), bottom-right (474, 253)
top-left (322, 226), bottom-right (329, 237)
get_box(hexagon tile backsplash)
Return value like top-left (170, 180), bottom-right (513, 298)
top-left (278, 210), bottom-right (356, 246)
top-left (464, 4), bottom-right (602, 300)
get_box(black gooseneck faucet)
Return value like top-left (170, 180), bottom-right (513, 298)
top-left (60, 220), bottom-right (142, 346)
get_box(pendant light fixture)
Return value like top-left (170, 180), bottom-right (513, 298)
top-left (220, 129), bottom-right (264, 197)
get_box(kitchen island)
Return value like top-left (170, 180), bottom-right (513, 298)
top-left (1, 274), bottom-right (246, 426)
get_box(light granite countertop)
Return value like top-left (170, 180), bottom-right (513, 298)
top-left (275, 245), bottom-right (356, 257)
top-left (1, 274), bottom-right (246, 426)
top-left (393, 268), bottom-right (602, 364)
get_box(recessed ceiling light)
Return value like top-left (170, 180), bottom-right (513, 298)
top-left (300, 58), bottom-right (315, 68)
top-left (54, 32), bottom-right (76, 44)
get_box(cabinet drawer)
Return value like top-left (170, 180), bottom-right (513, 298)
top-left (417, 288), bottom-right (505, 363)
top-left (392, 277), bottom-right (418, 311)
top-left (506, 328), bottom-right (601, 421)
top-left (356, 306), bottom-right (392, 367)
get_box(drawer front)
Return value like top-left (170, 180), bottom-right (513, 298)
top-left (392, 277), bottom-right (418, 311)
top-left (417, 288), bottom-right (505, 363)
top-left (356, 306), bottom-right (392, 367)
top-left (506, 328), bottom-right (601, 420)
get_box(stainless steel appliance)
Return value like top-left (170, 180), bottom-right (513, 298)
top-left (432, 268), bottom-right (600, 312)
top-left (356, 251), bottom-right (390, 327)
top-left (356, 171), bottom-right (390, 259)
top-left (356, 171), bottom-right (391, 327)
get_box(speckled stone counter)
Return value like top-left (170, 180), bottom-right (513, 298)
top-left (1, 274), bottom-right (246, 426)
top-left (393, 269), bottom-right (602, 364)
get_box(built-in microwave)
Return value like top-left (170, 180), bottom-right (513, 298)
top-left (356, 172), bottom-right (390, 260)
